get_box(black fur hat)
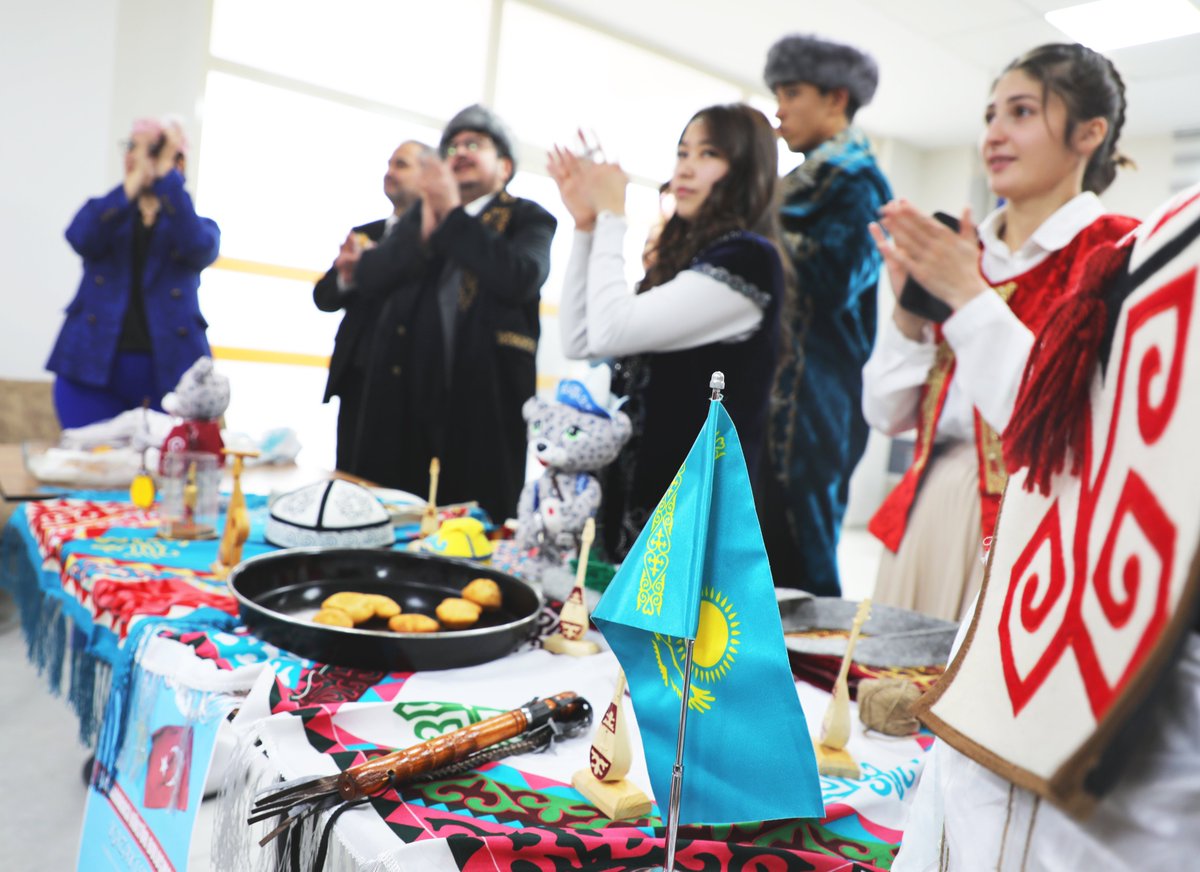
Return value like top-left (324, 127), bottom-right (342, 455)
top-left (764, 34), bottom-right (879, 109)
top-left (440, 104), bottom-right (517, 172)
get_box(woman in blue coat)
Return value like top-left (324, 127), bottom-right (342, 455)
top-left (47, 117), bottom-right (220, 427)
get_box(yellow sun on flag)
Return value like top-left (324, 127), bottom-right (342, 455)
top-left (692, 586), bottom-right (740, 683)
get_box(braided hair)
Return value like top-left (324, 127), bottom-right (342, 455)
top-left (1003, 43), bottom-right (1134, 194)
top-left (1000, 45), bottom-right (1140, 492)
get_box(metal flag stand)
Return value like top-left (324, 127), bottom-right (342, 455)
top-left (654, 370), bottom-right (724, 872)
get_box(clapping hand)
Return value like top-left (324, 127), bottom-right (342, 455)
top-left (869, 199), bottom-right (988, 336)
top-left (418, 153), bottom-right (460, 241)
top-left (547, 129), bottom-right (627, 231)
top-left (548, 145), bottom-right (597, 231)
top-left (152, 124), bottom-right (183, 179)
top-left (123, 142), bottom-right (156, 201)
top-left (588, 161), bottom-right (628, 216)
top-left (334, 231), bottom-right (372, 285)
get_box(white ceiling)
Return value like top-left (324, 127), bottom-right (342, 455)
top-left (535, 0), bottom-right (1200, 148)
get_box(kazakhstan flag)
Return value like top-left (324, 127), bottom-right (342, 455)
top-left (593, 398), bottom-right (823, 825)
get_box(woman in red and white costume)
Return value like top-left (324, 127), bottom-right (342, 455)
top-left (863, 43), bottom-right (1137, 622)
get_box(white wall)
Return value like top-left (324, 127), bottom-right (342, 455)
top-left (108, 0), bottom-right (212, 180)
top-left (1, 0), bottom-right (121, 382)
top-left (1101, 134), bottom-right (1178, 220)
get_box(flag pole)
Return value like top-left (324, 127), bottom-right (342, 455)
top-left (662, 639), bottom-right (694, 871)
top-left (659, 370), bottom-right (724, 872)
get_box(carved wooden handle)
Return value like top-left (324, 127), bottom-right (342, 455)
top-left (333, 692), bottom-right (585, 801)
top-left (337, 709), bottom-right (527, 800)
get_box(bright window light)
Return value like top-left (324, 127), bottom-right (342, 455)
top-left (1045, 0), bottom-right (1200, 52)
top-left (494, 2), bottom-right (741, 183)
top-left (210, 0), bottom-right (491, 119)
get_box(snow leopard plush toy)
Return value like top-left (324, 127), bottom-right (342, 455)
top-left (515, 379), bottom-right (631, 573)
top-left (159, 356), bottom-right (230, 465)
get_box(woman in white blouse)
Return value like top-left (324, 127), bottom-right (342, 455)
top-left (863, 43), bottom-right (1136, 621)
top-left (548, 103), bottom-right (786, 560)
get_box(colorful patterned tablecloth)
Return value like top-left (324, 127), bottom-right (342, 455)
top-left (2, 496), bottom-right (928, 870)
top-left (210, 642), bottom-right (927, 871)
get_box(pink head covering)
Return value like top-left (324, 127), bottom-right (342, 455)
top-left (130, 115), bottom-right (190, 157)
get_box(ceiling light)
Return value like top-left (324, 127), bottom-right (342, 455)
top-left (1045, 0), bottom-right (1200, 52)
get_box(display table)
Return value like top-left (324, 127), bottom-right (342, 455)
top-left (1, 492), bottom-right (927, 871)
top-left (0, 442), bottom-right (66, 500)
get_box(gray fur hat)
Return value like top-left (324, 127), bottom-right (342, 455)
top-left (764, 34), bottom-right (879, 109)
top-left (440, 104), bottom-right (517, 171)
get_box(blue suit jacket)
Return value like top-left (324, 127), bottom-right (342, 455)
top-left (46, 170), bottom-right (220, 400)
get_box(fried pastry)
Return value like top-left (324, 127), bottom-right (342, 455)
top-left (312, 607), bottom-right (354, 628)
top-left (461, 577), bottom-right (502, 611)
top-left (363, 593), bottom-right (402, 619)
top-left (388, 613), bottom-right (440, 633)
top-left (321, 592), bottom-right (374, 624)
top-left (436, 597), bottom-right (482, 629)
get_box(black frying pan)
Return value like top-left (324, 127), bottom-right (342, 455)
top-left (229, 547), bottom-right (541, 671)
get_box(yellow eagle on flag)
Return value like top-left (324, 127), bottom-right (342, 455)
top-left (652, 586), bottom-right (741, 712)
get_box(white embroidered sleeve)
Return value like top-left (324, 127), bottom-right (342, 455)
top-left (570, 213), bottom-right (764, 358)
top-left (942, 292), bottom-right (1034, 434)
top-left (862, 317), bottom-right (937, 435)
top-left (559, 229), bottom-right (594, 358)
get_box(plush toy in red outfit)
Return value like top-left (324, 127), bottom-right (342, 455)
top-left (159, 356), bottom-right (229, 470)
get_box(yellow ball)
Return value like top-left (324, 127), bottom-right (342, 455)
top-left (130, 473), bottom-right (156, 509)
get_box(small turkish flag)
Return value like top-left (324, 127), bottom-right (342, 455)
top-left (144, 725), bottom-right (193, 811)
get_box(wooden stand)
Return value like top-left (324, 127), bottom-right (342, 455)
top-left (543, 518), bottom-right (600, 657)
top-left (813, 742), bottom-right (861, 779)
top-left (572, 672), bottom-right (652, 820)
top-left (571, 770), bottom-right (652, 820)
top-left (543, 634), bottom-right (601, 656)
top-left (211, 448), bottom-right (260, 580)
top-left (419, 457), bottom-right (441, 537)
top-left (815, 598), bottom-right (872, 779)
top-left (160, 521), bottom-right (217, 540)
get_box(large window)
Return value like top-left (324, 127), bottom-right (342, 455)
top-left (197, 72), bottom-right (443, 269)
top-left (493, 3), bottom-right (741, 184)
top-left (196, 0), bottom-right (764, 471)
top-left (209, 0), bottom-right (491, 120)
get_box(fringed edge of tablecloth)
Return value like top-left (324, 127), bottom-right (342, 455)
top-left (212, 718), bottom-right (313, 872)
top-left (3, 517), bottom-right (52, 667)
top-left (2, 516), bottom-right (111, 745)
top-left (92, 607), bottom-right (239, 792)
top-left (210, 689), bottom-right (410, 872)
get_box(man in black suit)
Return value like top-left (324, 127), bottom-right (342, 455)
top-left (313, 140), bottom-right (434, 474)
top-left (349, 105), bottom-right (557, 523)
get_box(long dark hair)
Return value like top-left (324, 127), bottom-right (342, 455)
top-left (1002, 43), bottom-right (1133, 194)
top-left (639, 103), bottom-right (783, 292)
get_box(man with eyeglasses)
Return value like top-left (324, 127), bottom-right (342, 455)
top-left (314, 140), bottom-right (435, 476)
top-left (348, 104), bottom-right (557, 524)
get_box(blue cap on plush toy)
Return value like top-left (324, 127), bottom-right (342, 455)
top-left (555, 380), bottom-right (610, 419)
